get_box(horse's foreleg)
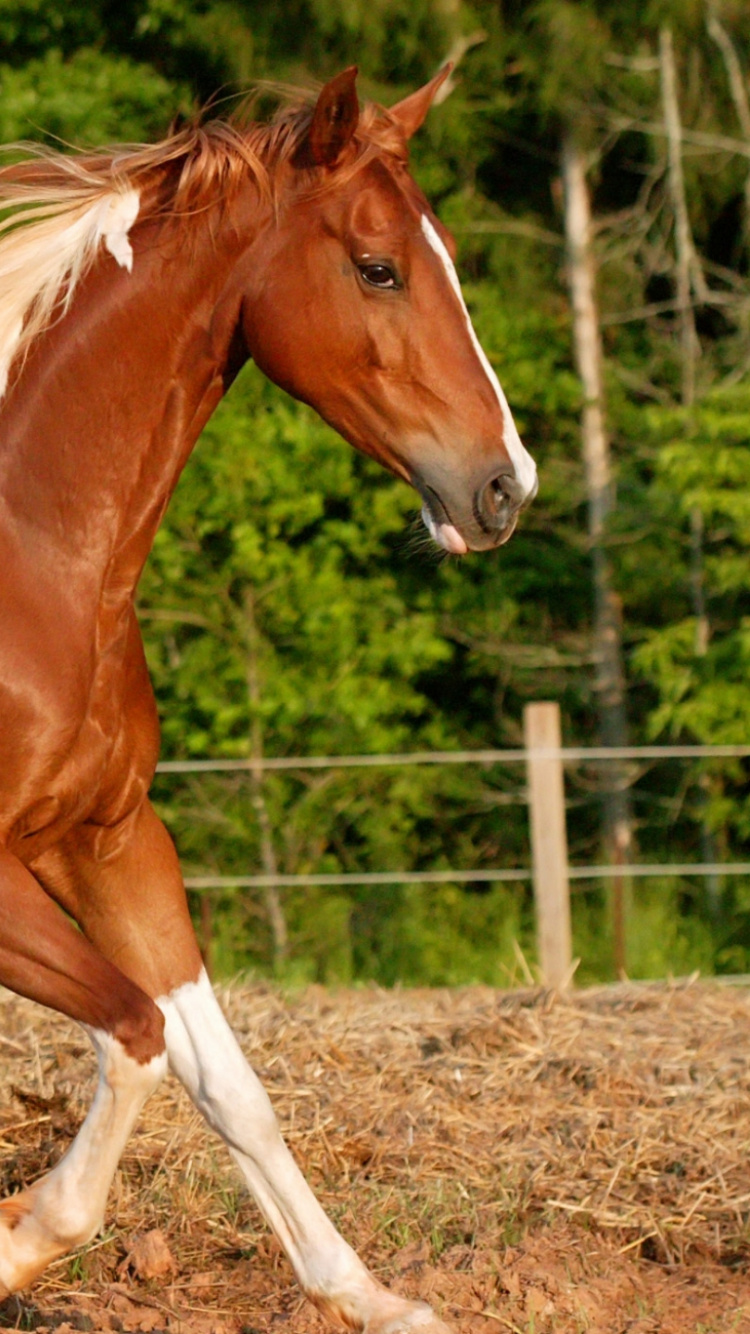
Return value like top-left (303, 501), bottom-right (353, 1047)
top-left (59, 800), bottom-right (452, 1333)
top-left (0, 849), bottom-right (166, 1296)
top-left (159, 968), bottom-right (452, 1333)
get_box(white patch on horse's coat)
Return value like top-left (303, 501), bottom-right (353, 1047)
top-left (0, 187), bottom-right (140, 399)
top-left (0, 1030), bottom-right (164, 1293)
top-left (97, 188), bottom-right (140, 272)
top-left (0, 321), bottom-right (22, 400)
top-left (156, 969), bottom-right (439, 1328)
top-left (420, 214), bottom-right (537, 500)
top-left (156, 970), bottom-right (366, 1295)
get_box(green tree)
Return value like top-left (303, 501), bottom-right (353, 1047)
top-left (7, 0), bottom-right (750, 982)
top-left (141, 363), bottom-right (536, 981)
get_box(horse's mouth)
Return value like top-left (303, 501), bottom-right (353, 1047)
top-left (419, 488), bottom-right (520, 554)
top-left (420, 502), bottom-right (469, 553)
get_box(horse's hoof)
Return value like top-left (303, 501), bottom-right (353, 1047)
top-left (366, 1304), bottom-right (454, 1334)
top-left (0, 1187), bottom-right (82, 1295)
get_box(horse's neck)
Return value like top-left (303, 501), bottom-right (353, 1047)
top-left (0, 207), bottom-right (253, 597)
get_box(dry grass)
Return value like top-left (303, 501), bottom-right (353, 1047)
top-left (1, 979), bottom-right (750, 1332)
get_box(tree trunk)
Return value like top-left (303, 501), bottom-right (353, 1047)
top-left (244, 587), bottom-right (289, 970)
top-left (707, 8), bottom-right (750, 254)
top-left (659, 27), bottom-right (707, 655)
top-left (660, 26), bottom-right (719, 911)
top-left (561, 131), bottom-right (633, 973)
top-left (659, 27), bottom-right (707, 406)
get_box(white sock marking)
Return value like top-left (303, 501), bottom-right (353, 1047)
top-left (421, 213), bottom-right (537, 500)
top-left (156, 970), bottom-right (428, 1326)
top-left (0, 1030), bottom-right (165, 1292)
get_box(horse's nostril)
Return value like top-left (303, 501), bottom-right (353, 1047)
top-left (482, 467), bottom-right (514, 514)
top-left (475, 464), bottom-right (526, 535)
top-left (487, 482), bottom-right (506, 520)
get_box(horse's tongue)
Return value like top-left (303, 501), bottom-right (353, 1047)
top-left (436, 523), bottom-right (467, 555)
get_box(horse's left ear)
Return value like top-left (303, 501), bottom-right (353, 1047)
top-left (307, 67), bottom-right (360, 167)
top-left (389, 64), bottom-right (453, 140)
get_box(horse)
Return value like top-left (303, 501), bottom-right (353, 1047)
top-left (0, 65), bottom-right (536, 1333)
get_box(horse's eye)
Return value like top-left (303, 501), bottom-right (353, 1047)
top-left (358, 262), bottom-right (399, 290)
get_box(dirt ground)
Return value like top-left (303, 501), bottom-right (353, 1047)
top-left (1, 979), bottom-right (749, 1333)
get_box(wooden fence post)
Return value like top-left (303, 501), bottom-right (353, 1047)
top-left (524, 702), bottom-right (573, 988)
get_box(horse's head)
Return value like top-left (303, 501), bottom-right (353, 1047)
top-left (240, 68), bottom-right (537, 554)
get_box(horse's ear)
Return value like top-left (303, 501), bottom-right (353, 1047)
top-left (307, 67), bottom-right (360, 167)
top-left (389, 64), bottom-right (453, 140)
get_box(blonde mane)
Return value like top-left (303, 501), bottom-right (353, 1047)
top-left (0, 93), bottom-right (404, 397)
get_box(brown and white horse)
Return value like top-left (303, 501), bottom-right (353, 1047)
top-left (0, 67), bottom-right (535, 1332)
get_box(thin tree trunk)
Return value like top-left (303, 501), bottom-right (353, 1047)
top-left (707, 8), bottom-right (750, 254)
top-left (659, 28), bottom-right (708, 655)
top-left (660, 27), bottom-right (708, 398)
top-left (244, 587), bottom-right (288, 970)
top-left (660, 27), bottom-right (720, 913)
top-left (660, 28), bottom-right (708, 645)
top-left (561, 131), bottom-right (633, 974)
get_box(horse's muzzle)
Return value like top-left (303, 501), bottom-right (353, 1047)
top-left (419, 462), bottom-right (537, 554)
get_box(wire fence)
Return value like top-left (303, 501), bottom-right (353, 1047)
top-left (155, 740), bottom-right (750, 894)
top-left (152, 705), bottom-right (750, 983)
top-left (180, 863), bottom-right (750, 891)
top-left (157, 742), bottom-right (750, 773)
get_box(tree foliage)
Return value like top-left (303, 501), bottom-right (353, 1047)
top-left (6, 0), bottom-right (750, 983)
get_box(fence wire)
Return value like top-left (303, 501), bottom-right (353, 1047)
top-left (157, 744), bottom-right (750, 891)
top-left (157, 744), bottom-right (750, 773)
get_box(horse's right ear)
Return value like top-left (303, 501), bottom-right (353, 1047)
top-left (306, 67), bottom-right (359, 167)
top-left (389, 64), bottom-right (453, 140)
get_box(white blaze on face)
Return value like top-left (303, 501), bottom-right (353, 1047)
top-left (420, 214), bottom-right (538, 501)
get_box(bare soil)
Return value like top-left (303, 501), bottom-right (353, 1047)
top-left (1, 979), bottom-right (749, 1333)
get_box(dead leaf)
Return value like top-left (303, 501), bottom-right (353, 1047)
top-left (120, 1229), bottom-right (177, 1281)
top-left (120, 1306), bottom-right (166, 1332)
top-left (188, 1270), bottom-right (216, 1293)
